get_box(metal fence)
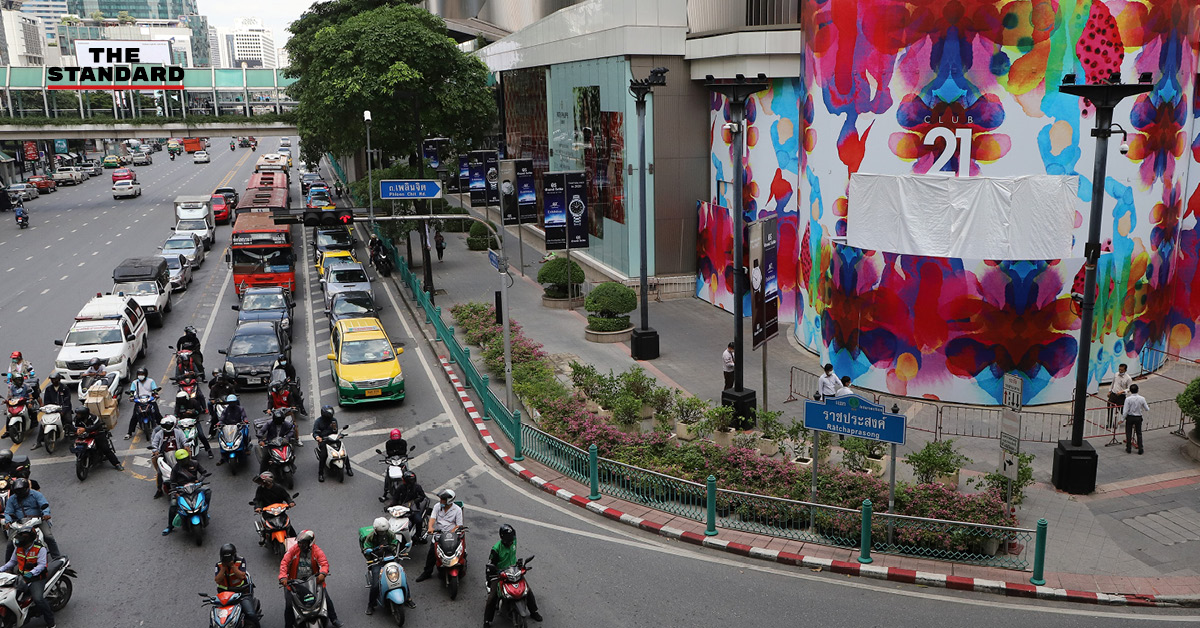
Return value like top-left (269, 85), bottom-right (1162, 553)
top-left (871, 511), bottom-right (1034, 570)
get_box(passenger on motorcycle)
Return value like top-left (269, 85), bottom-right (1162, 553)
top-left (215, 543), bottom-right (262, 628)
top-left (278, 530), bottom-right (343, 628)
top-left (6, 352), bottom-right (37, 401)
top-left (360, 517), bottom-right (416, 615)
top-left (1, 523), bottom-right (54, 626)
top-left (272, 358), bottom-right (307, 416)
top-left (311, 406), bottom-right (352, 482)
top-left (163, 449), bottom-right (207, 536)
top-left (6, 375), bottom-right (38, 414)
top-left (175, 390), bottom-right (213, 459)
top-left (256, 410), bottom-right (297, 474)
top-left (484, 524), bottom-right (542, 627)
top-left (150, 416), bottom-right (187, 498)
top-left (415, 490), bottom-right (462, 582)
top-left (71, 408), bottom-right (123, 471)
top-left (124, 367), bottom-right (161, 440)
top-left (2, 479), bottom-right (58, 559)
top-left (176, 326), bottom-right (205, 380)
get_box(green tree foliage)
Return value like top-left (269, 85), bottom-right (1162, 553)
top-left (284, 1), bottom-right (495, 167)
top-left (117, 11), bottom-right (135, 24)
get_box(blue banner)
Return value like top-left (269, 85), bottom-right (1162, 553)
top-left (423, 141), bottom-right (440, 169)
top-left (802, 395), bottom-right (906, 444)
top-left (54, 139), bottom-right (68, 154)
top-left (458, 156), bottom-right (469, 193)
top-left (516, 159), bottom-right (536, 224)
top-left (543, 172), bottom-right (567, 251)
top-left (485, 151), bottom-right (500, 206)
top-left (468, 151), bottom-right (488, 208)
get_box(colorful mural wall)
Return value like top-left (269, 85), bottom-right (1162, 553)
top-left (698, 0), bottom-right (1200, 404)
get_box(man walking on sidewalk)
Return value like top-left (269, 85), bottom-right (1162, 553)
top-left (722, 342), bottom-right (735, 390)
top-left (818, 364), bottom-right (839, 400)
top-left (1122, 383), bottom-right (1148, 454)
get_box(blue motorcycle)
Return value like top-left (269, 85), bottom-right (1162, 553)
top-left (217, 421), bottom-right (252, 473)
top-left (365, 546), bottom-right (412, 626)
top-left (172, 480), bottom-right (211, 546)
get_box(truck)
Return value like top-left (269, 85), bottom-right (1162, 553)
top-left (183, 138), bottom-right (206, 153)
top-left (112, 257), bottom-right (171, 327)
top-left (51, 168), bottom-right (85, 186)
top-left (174, 195), bottom-right (215, 250)
top-left (52, 294), bottom-right (149, 386)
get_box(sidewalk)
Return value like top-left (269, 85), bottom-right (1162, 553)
top-left (393, 206), bottom-right (1200, 603)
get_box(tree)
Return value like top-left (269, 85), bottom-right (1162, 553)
top-left (60, 15), bottom-right (82, 25)
top-left (88, 11), bottom-right (104, 21)
top-left (284, 1), bottom-right (495, 167)
top-left (117, 11), bottom-right (135, 24)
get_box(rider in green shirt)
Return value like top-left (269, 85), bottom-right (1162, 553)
top-left (484, 524), bottom-right (541, 627)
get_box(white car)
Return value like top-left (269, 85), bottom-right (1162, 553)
top-left (7, 184), bottom-right (38, 201)
top-left (193, 151), bottom-right (210, 164)
top-left (112, 180), bottom-right (142, 199)
top-left (162, 233), bottom-right (205, 267)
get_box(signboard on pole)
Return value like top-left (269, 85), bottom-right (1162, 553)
top-left (22, 142), bottom-right (37, 161)
top-left (468, 151), bottom-right (487, 208)
top-left (1001, 450), bottom-right (1020, 481)
top-left (1003, 373), bottom-right (1023, 412)
top-left (516, 159), bottom-right (537, 224)
top-left (543, 172), bottom-right (567, 251)
top-left (565, 171), bottom-right (589, 249)
top-left (485, 151), bottom-right (500, 206)
top-left (457, 156), bottom-right (469, 195)
top-left (802, 394), bottom-right (907, 445)
top-left (379, 179), bottom-right (443, 200)
top-left (750, 216), bottom-right (780, 349)
top-left (422, 141), bottom-right (440, 169)
top-left (1000, 408), bottom-right (1022, 454)
top-left (499, 160), bottom-right (518, 226)
top-left (54, 139), bottom-right (68, 154)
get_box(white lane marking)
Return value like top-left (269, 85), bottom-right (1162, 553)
top-left (24, 257), bottom-right (31, 261)
top-left (43, 245), bottom-right (50, 249)
top-left (434, 464), bottom-right (488, 494)
top-left (104, 241), bottom-right (111, 245)
top-left (57, 237), bottom-right (63, 241)
top-left (405, 437), bottom-right (461, 470)
top-left (59, 275), bottom-right (68, 280)
top-left (319, 386), bottom-right (335, 397)
top-left (91, 251), bottom-right (98, 256)
top-left (318, 368), bottom-right (330, 378)
top-left (300, 229), bottom-right (320, 431)
top-left (39, 289), bottom-right (48, 295)
top-left (4, 269), bottom-right (11, 273)
top-left (348, 417), bottom-right (448, 463)
top-left (16, 306), bottom-right (26, 313)
top-left (200, 249), bottom-right (234, 350)
top-left (77, 262), bottom-right (85, 267)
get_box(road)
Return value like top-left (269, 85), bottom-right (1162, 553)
top-left (0, 142), bottom-right (1194, 628)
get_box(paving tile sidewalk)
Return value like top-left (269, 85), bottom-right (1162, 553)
top-left (379, 198), bottom-right (1200, 602)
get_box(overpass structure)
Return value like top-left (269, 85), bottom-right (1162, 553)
top-left (0, 121), bottom-right (296, 140)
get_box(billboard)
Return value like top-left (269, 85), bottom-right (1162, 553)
top-left (74, 40), bottom-right (173, 67)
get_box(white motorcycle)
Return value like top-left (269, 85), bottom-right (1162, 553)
top-left (178, 417), bottom-right (203, 456)
top-left (318, 424), bottom-right (351, 482)
top-left (4, 397), bottom-right (33, 445)
top-left (76, 372), bottom-right (120, 405)
top-left (0, 520), bottom-right (75, 626)
top-left (37, 405), bottom-right (64, 454)
top-left (384, 504), bottom-right (422, 546)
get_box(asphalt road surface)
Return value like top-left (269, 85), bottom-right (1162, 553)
top-left (0, 142), bottom-right (1194, 628)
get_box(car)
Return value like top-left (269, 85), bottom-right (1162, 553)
top-left (172, 218), bottom-right (215, 254)
top-left (316, 249), bottom-right (356, 276)
top-left (193, 151), bottom-right (210, 164)
top-left (299, 173), bottom-right (323, 193)
top-left (218, 321), bottom-right (291, 389)
top-left (325, 291), bottom-right (381, 336)
top-left (112, 180), bottom-right (142, 199)
top-left (51, 168), bottom-right (84, 186)
top-left (161, 233), bottom-right (205, 267)
top-left (214, 186), bottom-right (239, 207)
top-left (232, 287), bottom-right (295, 338)
top-left (279, 137), bottom-right (291, 148)
top-left (327, 317), bottom-right (404, 406)
top-left (52, 295), bottom-right (149, 385)
top-left (112, 168), bottom-right (137, 183)
top-left (6, 184), bottom-right (38, 201)
top-left (159, 253), bottom-right (193, 291)
top-left (131, 152), bottom-right (152, 166)
top-left (312, 227), bottom-right (355, 261)
top-left (305, 189), bottom-right (334, 210)
top-left (321, 261), bottom-right (372, 308)
top-left (102, 155), bottom-right (121, 168)
top-left (24, 176), bottom-right (57, 193)
top-left (210, 194), bottom-right (231, 223)
top-left (80, 160), bottom-right (102, 176)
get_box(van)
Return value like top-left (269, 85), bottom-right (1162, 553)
top-left (112, 257), bottom-right (171, 327)
top-left (174, 195), bottom-right (215, 249)
top-left (52, 294), bottom-right (149, 384)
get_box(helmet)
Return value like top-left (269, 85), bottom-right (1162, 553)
top-left (271, 409), bottom-right (286, 423)
top-left (225, 394), bottom-right (238, 404)
top-left (10, 477), bottom-right (28, 498)
top-left (9, 351), bottom-right (20, 360)
top-left (390, 429), bottom-right (402, 441)
top-left (9, 375), bottom-right (22, 385)
top-left (402, 471), bottom-right (415, 485)
top-left (49, 373), bottom-right (62, 381)
top-left (320, 406), bottom-right (335, 421)
top-left (373, 517), bottom-right (389, 534)
top-left (212, 369), bottom-right (222, 378)
top-left (257, 471), bottom-right (274, 485)
top-left (174, 448), bottom-right (190, 461)
top-left (176, 391), bottom-right (188, 400)
top-left (136, 366), bottom-right (148, 377)
top-left (498, 524), bottom-right (515, 546)
top-left (73, 407), bottom-right (90, 419)
top-left (438, 489), bottom-right (455, 502)
top-left (13, 527), bottom-right (35, 548)
top-left (269, 381), bottom-right (282, 393)
top-left (219, 543), bottom-right (238, 563)
top-left (88, 358), bottom-right (102, 368)
top-left (0, 450), bottom-right (12, 464)
top-left (184, 325), bottom-right (197, 335)
top-left (160, 415), bottom-right (177, 429)
top-left (297, 529), bottom-right (315, 547)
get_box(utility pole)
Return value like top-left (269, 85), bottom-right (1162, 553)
top-left (628, 67), bottom-right (668, 361)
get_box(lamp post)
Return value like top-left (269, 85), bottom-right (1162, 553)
top-left (363, 110), bottom-right (375, 231)
top-left (1054, 71), bottom-right (1152, 495)
top-left (706, 73), bottom-right (769, 427)
top-left (628, 67), bottom-right (668, 361)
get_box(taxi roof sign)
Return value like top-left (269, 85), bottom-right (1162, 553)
top-left (345, 324), bottom-right (381, 333)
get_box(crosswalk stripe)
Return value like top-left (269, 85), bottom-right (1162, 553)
top-left (433, 464), bottom-right (487, 494)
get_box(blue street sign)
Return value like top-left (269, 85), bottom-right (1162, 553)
top-left (379, 179), bottom-right (443, 200)
top-left (803, 394), bottom-right (906, 444)
top-left (488, 250), bottom-right (499, 270)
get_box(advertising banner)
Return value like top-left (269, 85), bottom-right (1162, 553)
top-left (22, 142), bottom-right (37, 161)
top-left (485, 151), bottom-right (500, 206)
top-left (74, 40), bottom-right (172, 66)
top-left (54, 139), bottom-right (68, 154)
top-left (457, 156), bottom-right (469, 194)
top-left (468, 151), bottom-right (487, 208)
top-left (565, 171), bottom-right (589, 249)
top-left (543, 172), bottom-right (567, 251)
top-left (751, 216), bottom-right (780, 350)
top-left (516, 159), bottom-right (537, 224)
top-left (499, 159), bottom-right (518, 226)
top-left (423, 141), bottom-right (440, 169)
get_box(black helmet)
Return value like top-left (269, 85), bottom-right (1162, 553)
top-left (498, 524), bottom-right (515, 546)
top-left (184, 325), bottom-right (197, 335)
top-left (271, 409), bottom-right (286, 423)
top-left (13, 527), bottom-right (35, 548)
top-left (136, 366), bottom-right (148, 377)
top-left (268, 381), bottom-right (282, 393)
top-left (11, 477), bottom-right (29, 498)
top-left (8, 374), bottom-right (21, 385)
top-left (219, 543), bottom-right (238, 563)
top-left (402, 471), bottom-right (415, 485)
top-left (88, 358), bottom-right (101, 368)
top-left (320, 405), bottom-right (335, 421)
top-left (0, 450), bottom-right (12, 464)
top-left (73, 407), bottom-right (90, 419)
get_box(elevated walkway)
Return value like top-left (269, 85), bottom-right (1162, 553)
top-left (0, 120), bottom-right (296, 140)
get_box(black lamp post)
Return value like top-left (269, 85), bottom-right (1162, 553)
top-left (706, 73), bottom-right (769, 427)
top-left (1053, 71), bottom-right (1152, 495)
top-left (628, 67), bottom-right (668, 361)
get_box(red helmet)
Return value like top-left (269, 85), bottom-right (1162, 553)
top-left (390, 428), bottom-right (402, 440)
top-left (9, 351), bottom-right (20, 360)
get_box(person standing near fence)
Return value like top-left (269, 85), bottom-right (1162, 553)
top-left (835, 376), bottom-right (854, 398)
top-left (818, 364), bottom-right (839, 400)
top-left (722, 342), bottom-right (735, 391)
top-left (434, 231), bottom-right (446, 262)
top-left (1122, 384), bottom-right (1148, 454)
top-left (1108, 363), bottom-right (1132, 427)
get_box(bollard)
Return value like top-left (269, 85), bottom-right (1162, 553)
top-left (512, 410), bottom-right (524, 461)
top-left (858, 499), bottom-right (874, 564)
top-left (462, 348), bottom-right (471, 387)
top-left (480, 375), bottom-right (491, 420)
top-left (1030, 518), bottom-right (1048, 585)
top-left (588, 444), bottom-right (601, 500)
top-left (705, 475), bottom-right (718, 536)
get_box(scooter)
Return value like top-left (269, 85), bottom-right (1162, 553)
top-left (200, 587), bottom-right (261, 628)
top-left (72, 426), bottom-right (114, 481)
top-left (365, 547), bottom-right (412, 626)
top-left (267, 380), bottom-right (295, 411)
top-left (5, 395), bottom-right (34, 444)
top-left (129, 393), bottom-right (161, 441)
top-left (371, 248), bottom-right (393, 277)
top-left (218, 421), bottom-right (252, 473)
top-left (260, 434), bottom-right (297, 488)
top-left (171, 479), bottom-right (212, 546)
top-left (170, 153), bottom-right (176, 161)
top-left (173, 373), bottom-right (207, 414)
top-left (493, 556), bottom-right (536, 628)
top-left (173, 348), bottom-right (202, 380)
top-left (178, 415), bottom-right (204, 455)
top-left (0, 521), bottom-right (75, 625)
top-left (252, 499), bottom-right (297, 556)
top-left (77, 372), bottom-right (120, 405)
top-left (385, 503), bottom-right (428, 546)
top-left (37, 404), bottom-right (64, 454)
top-left (375, 446), bottom-right (413, 503)
top-left (433, 526), bottom-right (468, 600)
top-left (14, 207), bottom-right (28, 229)
top-left (282, 576), bottom-right (329, 628)
top-left (318, 424), bottom-right (351, 482)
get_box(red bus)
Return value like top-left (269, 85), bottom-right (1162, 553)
top-left (234, 188), bottom-right (289, 219)
top-left (247, 171), bottom-right (290, 206)
top-left (229, 213), bottom-right (295, 295)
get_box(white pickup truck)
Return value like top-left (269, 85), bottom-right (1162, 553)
top-left (51, 167), bottom-right (86, 185)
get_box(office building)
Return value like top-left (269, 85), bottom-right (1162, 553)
top-left (0, 7), bottom-right (44, 65)
top-left (57, 16), bottom-right (195, 65)
top-left (19, 0), bottom-right (65, 44)
top-left (66, 0), bottom-right (197, 20)
top-left (212, 17), bottom-right (274, 68)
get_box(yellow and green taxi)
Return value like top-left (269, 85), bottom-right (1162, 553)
top-left (328, 318), bottom-right (404, 405)
top-left (316, 249), bottom-right (356, 275)
top-left (102, 155), bottom-right (121, 168)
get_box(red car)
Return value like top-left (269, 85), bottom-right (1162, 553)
top-left (24, 176), bottom-right (57, 193)
top-left (112, 168), bottom-right (137, 183)
top-left (210, 194), bottom-right (231, 223)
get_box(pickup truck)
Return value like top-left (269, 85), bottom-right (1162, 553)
top-left (51, 168), bottom-right (86, 185)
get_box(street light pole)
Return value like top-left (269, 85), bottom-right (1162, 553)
top-left (628, 67), bottom-right (668, 361)
top-left (706, 74), bottom-right (768, 427)
top-left (411, 93), bottom-right (435, 305)
top-left (364, 110), bottom-right (375, 231)
top-left (1054, 71), bottom-right (1152, 495)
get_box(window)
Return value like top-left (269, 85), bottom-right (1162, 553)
top-left (65, 327), bottom-right (122, 346)
top-left (113, 281), bottom-right (158, 296)
top-left (229, 333), bottom-right (280, 356)
top-left (243, 293), bottom-right (287, 310)
top-left (163, 240), bottom-right (193, 251)
top-left (339, 339), bottom-right (394, 365)
top-left (329, 268), bottom-right (367, 283)
top-left (316, 231), bottom-right (352, 248)
top-left (231, 248), bottom-right (294, 268)
top-left (332, 295), bottom-right (374, 317)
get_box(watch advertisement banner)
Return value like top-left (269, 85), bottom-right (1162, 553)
top-left (499, 159), bottom-right (519, 226)
top-left (423, 141), bottom-right (440, 169)
top-left (565, 171), bottom-right (589, 249)
top-left (457, 156), bottom-right (469, 194)
top-left (543, 172), bottom-right (567, 251)
top-left (485, 151), bottom-right (500, 206)
top-left (516, 159), bottom-right (537, 224)
top-left (468, 151), bottom-right (487, 208)
top-left (751, 216), bottom-right (780, 350)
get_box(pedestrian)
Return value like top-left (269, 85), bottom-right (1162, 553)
top-left (835, 376), bottom-right (853, 398)
top-left (1122, 383), bottom-right (1148, 455)
top-left (722, 342), bottom-right (736, 390)
top-left (434, 231), bottom-right (446, 262)
top-left (818, 363), bottom-right (839, 400)
top-left (1108, 363), bottom-right (1132, 425)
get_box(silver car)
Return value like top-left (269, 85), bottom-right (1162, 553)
top-left (161, 233), bottom-right (205, 267)
top-left (159, 253), bottom-right (193, 291)
top-left (321, 261), bottom-right (372, 308)
top-left (7, 184), bottom-right (38, 201)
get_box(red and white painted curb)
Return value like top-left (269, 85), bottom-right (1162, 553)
top-left (437, 357), bottom-right (1178, 607)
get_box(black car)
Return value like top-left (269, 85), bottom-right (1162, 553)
top-left (300, 173), bottom-right (324, 194)
top-left (214, 186), bottom-right (239, 207)
top-left (217, 321), bottom-right (290, 389)
top-left (231, 287), bottom-right (295, 338)
top-left (312, 227), bottom-right (355, 258)
top-left (324, 291), bottom-right (381, 335)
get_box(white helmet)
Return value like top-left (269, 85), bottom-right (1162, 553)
top-left (373, 517), bottom-right (389, 534)
top-left (160, 415), bottom-right (177, 429)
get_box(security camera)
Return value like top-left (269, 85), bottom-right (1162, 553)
top-left (1119, 142), bottom-right (1129, 155)
top-left (723, 122), bottom-right (740, 133)
top-left (363, 110), bottom-right (372, 123)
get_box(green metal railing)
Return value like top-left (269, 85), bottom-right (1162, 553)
top-left (716, 488), bottom-right (862, 546)
top-left (595, 452), bottom-right (707, 521)
top-left (871, 511), bottom-right (1035, 570)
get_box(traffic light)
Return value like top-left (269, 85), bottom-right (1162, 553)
top-left (337, 208), bottom-right (354, 224)
top-left (302, 208), bottom-right (356, 227)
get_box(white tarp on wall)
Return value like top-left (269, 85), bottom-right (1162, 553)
top-left (847, 173), bottom-right (1078, 260)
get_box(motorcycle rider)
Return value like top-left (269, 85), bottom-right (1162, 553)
top-left (174, 390), bottom-right (213, 459)
top-left (2, 478), bottom-right (59, 560)
top-left (125, 367), bottom-right (161, 440)
top-left (384, 428), bottom-right (409, 460)
top-left (163, 449), bottom-right (207, 536)
top-left (271, 357), bottom-right (307, 417)
top-left (176, 325), bottom-right (205, 380)
top-left (33, 374), bottom-right (72, 451)
top-left (311, 406), bottom-right (352, 482)
top-left (0, 451), bottom-right (36, 491)
top-left (1, 524), bottom-right (55, 628)
top-left (150, 415), bottom-right (187, 498)
top-left (483, 524), bottom-right (542, 627)
top-left (11, 203), bottom-right (26, 227)
top-left (80, 357), bottom-right (106, 381)
top-left (251, 472), bottom-right (293, 513)
top-left (71, 408), bottom-right (123, 471)
top-left (213, 394), bottom-right (249, 466)
top-left (208, 369), bottom-right (236, 411)
top-left (278, 530), bottom-right (343, 628)
top-left (6, 352), bottom-right (37, 402)
top-left (256, 409), bottom-right (298, 474)
top-left (360, 516), bottom-right (416, 615)
top-left (214, 543), bottom-right (262, 628)
top-left (6, 375), bottom-right (39, 417)
top-left (414, 489), bottom-right (462, 582)
top-left (383, 471), bottom-right (427, 539)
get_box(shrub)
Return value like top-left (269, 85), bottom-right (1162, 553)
top-left (618, 366), bottom-right (656, 399)
top-left (568, 361), bottom-right (601, 397)
top-left (671, 394), bottom-right (710, 426)
top-left (586, 315), bottom-right (630, 332)
top-left (969, 452), bottom-right (1036, 505)
top-left (536, 257), bottom-right (584, 298)
top-left (610, 394), bottom-right (642, 427)
top-left (1177, 376), bottom-right (1200, 432)
top-left (841, 437), bottom-right (887, 474)
top-left (693, 404), bottom-right (734, 438)
top-left (585, 282), bottom-right (637, 318)
top-left (903, 439), bottom-right (972, 485)
top-left (466, 220), bottom-right (497, 250)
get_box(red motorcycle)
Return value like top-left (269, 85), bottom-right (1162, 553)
top-left (4, 396), bottom-right (33, 444)
top-left (174, 373), bottom-right (206, 414)
top-left (173, 347), bottom-right (201, 379)
top-left (433, 526), bottom-right (468, 600)
top-left (494, 556), bottom-right (536, 628)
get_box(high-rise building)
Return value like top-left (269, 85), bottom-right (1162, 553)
top-left (19, 0), bottom-right (65, 44)
top-left (58, 16), bottom-right (196, 65)
top-left (0, 8), bottom-right (45, 65)
top-left (213, 17), bottom-right (274, 69)
top-left (66, 0), bottom-right (197, 20)
top-left (206, 24), bottom-right (219, 66)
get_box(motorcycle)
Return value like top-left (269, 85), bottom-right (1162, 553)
top-left (77, 371), bottom-right (120, 405)
top-left (72, 426), bottom-right (115, 481)
top-left (370, 246), bottom-right (393, 277)
top-left (14, 207), bottom-right (28, 229)
top-left (384, 503), bottom-right (428, 546)
top-left (170, 480), bottom-right (212, 546)
top-left (170, 153), bottom-right (176, 161)
top-left (365, 547), bottom-right (411, 626)
top-left (152, 445), bottom-right (179, 492)
top-left (260, 435), bottom-right (296, 489)
top-left (200, 588), bottom-right (260, 628)
top-left (251, 499), bottom-right (297, 556)
top-left (267, 380), bottom-right (295, 412)
top-left (317, 424), bottom-right (351, 482)
top-left (433, 526), bottom-right (468, 600)
top-left (218, 421), bottom-right (252, 473)
top-left (37, 404), bottom-right (64, 454)
top-left (0, 520), bottom-right (75, 625)
top-left (5, 396), bottom-right (34, 444)
top-left (129, 393), bottom-right (160, 441)
top-left (230, 144), bottom-right (235, 151)
top-left (282, 577), bottom-right (329, 628)
top-left (178, 415), bottom-right (203, 455)
top-left (492, 556), bottom-right (536, 628)
top-left (375, 446), bottom-right (413, 503)
top-left (173, 373), bottom-right (206, 413)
